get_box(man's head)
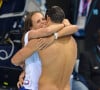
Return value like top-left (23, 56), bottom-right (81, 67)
top-left (23, 11), bottom-right (46, 32)
top-left (45, 6), bottom-right (65, 24)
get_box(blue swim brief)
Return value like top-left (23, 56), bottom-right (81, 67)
top-left (19, 86), bottom-right (30, 90)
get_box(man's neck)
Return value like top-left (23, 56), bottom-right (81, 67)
top-left (48, 21), bottom-right (60, 26)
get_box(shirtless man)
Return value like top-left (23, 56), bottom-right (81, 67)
top-left (12, 6), bottom-right (77, 90)
top-left (38, 6), bottom-right (77, 90)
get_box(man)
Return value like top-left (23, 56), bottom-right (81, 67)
top-left (12, 6), bottom-right (78, 90)
top-left (71, 0), bottom-right (100, 51)
top-left (17, 11), bottom-right (72, 90)
top-left (38, 6), bottom-right (77, 90)
top-left (78, 29), bottom-right (100, 90)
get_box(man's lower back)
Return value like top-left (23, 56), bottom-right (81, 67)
top-left (39, 36), bottom-right (77, 90)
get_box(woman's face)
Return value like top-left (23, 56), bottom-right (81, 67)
top-left (31, 13), bottom-right (47, 29)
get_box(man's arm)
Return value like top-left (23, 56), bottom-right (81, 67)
top-left (28, 23), bottom-right (65, 40)
top-left (58, 19), bottom-right (78, 37)
top-left (28, 19), bottom-right (78, 40)
top-left (11, 19), bottom-right (78, 66)
top-left (11, 23), bottom-right (78, 66)
top-left (56, 25), bottom-right (78, 38)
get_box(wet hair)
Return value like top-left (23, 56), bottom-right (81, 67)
top-left (45, 6), bottom-right (65, 23)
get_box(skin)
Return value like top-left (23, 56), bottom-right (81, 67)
top-left (17, 12), bottom-right (47, 88)
top-left (39, 37), bottom-right (77, 90)
top-left (16, 12), bottom-right (75, 88)
top-left (12, 12), bottom-right (78, 90)
top-left (38, 17), bottom-right (77, 90)
top-left (12, 13), bottom-right (78, 67)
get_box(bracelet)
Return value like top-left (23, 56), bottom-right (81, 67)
top-left (54, 32), bottom-right (58, 40)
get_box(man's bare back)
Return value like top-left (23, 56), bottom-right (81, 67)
top-left (39, 36), bottom-right (77, 90)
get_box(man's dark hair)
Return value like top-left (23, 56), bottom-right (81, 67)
top-left (45, 6), bottom-right (65, 23)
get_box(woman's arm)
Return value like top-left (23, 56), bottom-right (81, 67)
top-left (28, 19), bottom-right (78, 40)
top-left (11, 36), bottom-right (54, 66)
top-left (28, 23), bottom-right (64, 40)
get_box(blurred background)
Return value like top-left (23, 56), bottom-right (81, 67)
top-left (0, 0), bottom-right (100, 90)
